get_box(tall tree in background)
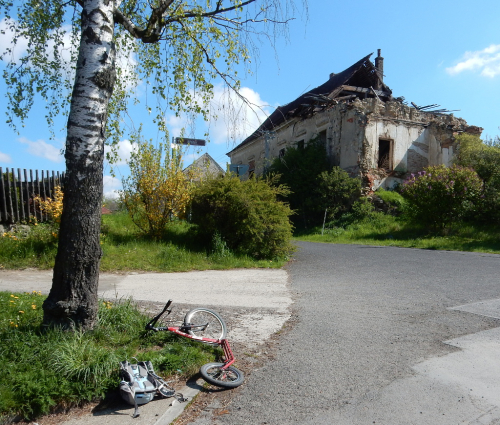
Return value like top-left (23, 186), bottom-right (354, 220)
top-left (0, 0), bottom-right (303, 330)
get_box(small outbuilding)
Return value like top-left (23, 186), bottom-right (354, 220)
top-left (183, 153), bottom-right (225, 181)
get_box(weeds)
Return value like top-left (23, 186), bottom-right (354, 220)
top-left (0, 291), bottom-right (219, 421)
top-left (0, 212), bottom-right (286, 271)
top-left (295, 214), bottom-right (500, 254)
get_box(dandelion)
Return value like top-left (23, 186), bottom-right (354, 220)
top-left (19, 311), bottom-right (24, 314)
top-left (32, 304), bottom-right (36, 309)
top-left (9, 321), bottom-right (18, 328)
top-left (10, 300), bottom-right (15, 303)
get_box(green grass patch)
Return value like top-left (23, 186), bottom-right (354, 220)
top-left (0, 291), bottom-right (219, 422)
top-left (294, 213), bottom-right (500, 254)
top-left (0, 212), bottom-right (284, 271)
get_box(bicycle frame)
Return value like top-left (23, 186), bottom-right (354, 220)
top-left (145, 300), bottom-right (235, 370)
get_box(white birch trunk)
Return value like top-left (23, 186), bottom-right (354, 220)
top-left (43, 0), bottom-right (116, 330)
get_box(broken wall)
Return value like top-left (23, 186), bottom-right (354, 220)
top-left (228, 97), bottom-right (480, 187)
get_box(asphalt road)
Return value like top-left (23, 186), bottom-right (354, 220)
top-left (191, 241), bottom-right (500, 424)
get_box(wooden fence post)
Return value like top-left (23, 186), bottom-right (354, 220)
top-left (0, 167), bottom-right (8, 223)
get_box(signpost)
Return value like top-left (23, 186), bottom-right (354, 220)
top-left (172, 137), bottom-right (206, 147)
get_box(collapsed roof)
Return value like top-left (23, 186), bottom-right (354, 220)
top-left (229, 51), bottom-right (392, 154)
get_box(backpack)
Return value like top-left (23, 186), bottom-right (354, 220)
top-left (119, 360), bottom-right (183, 418)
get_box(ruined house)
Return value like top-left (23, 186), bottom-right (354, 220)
top-left (227, 50), bottom-right (482, 191)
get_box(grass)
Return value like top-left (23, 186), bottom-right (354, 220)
top-left (0, 291), bottom-right (220, 422)
top-left (0, 211), bottom-right (284, 271)
top-left (294, 212), bottom-right (500, 254)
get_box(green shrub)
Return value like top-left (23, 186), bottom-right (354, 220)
top-left (267, 137), bottom-right (330, 227)
top-left (317, 167), bottom-right (361, 220)
top-left (400, 165), bottom-right (483, 229)
top-left (189, 175), bottom-right (294, 259)
top-left (454, 133), bottom-right (500, 223)
top-left (373, 188), bottom-right (407, 215)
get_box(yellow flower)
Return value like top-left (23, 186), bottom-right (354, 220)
top-left (10, 300), bottom-right (15, 303)
top-left (19, 311), bottom-right (24, 314)
top-left (32, 305), bottom-right (36, 309)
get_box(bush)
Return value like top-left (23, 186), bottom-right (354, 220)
top-left (373, 188), bottom-right (407, 215)
top-left (189, 175), bottom-right (294, 259)
top-left (267, 138), bottom-right (330, 227)
top-left (400, 165), bottom-right (483, 229)
top-left (122, 140), bottom-right (198, 239)
top-left (317, 167), bottom-right (361, 220)
top-left (454, 133), bottom-right (500, 223)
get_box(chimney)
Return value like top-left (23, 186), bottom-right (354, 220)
top-left (330, 72), bottom-right (336, 79)
top-left (375, 49), bottom-right (384, 84)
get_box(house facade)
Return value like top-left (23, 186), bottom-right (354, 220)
top-left (227, 51), bottom-right (482, 191)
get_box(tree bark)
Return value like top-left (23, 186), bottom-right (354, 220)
top-left (43, 0), bottom-right (116, 330)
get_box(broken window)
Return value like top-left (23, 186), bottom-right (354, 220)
top-left (319, 130), bottom-right (327, 145)
top-left (248, 160), bottom-right (255, 179)
top-left (297, 140), bottom-right (305, 150)
top-left (378, 139), bottom-right (393, 170)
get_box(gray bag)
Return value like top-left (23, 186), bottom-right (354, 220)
top-left (119, 360), bottom-right (178, 418)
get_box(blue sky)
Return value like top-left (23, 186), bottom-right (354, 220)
top-left (1, 0), bottom-right (499, 198)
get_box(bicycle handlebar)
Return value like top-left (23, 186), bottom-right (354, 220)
top-left (145, 300), bottom-right (173, 330)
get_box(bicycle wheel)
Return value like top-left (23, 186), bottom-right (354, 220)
top-left (199, 362), bottom-right (244, 388)
top-left (183, 308), bottom-right (227, 341)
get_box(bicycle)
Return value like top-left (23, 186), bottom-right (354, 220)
top-left (145, 299), bottom-right (244, 389)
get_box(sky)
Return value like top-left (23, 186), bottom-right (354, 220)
top-left (1, 0), bottom-right (499, 199)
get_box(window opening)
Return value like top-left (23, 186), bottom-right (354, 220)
top-left (319, 130), bottom-right (327, 145)
top-left (248, 160), bottom-right (255, 179)
top-left (378, 139), bottom-right (392, 170)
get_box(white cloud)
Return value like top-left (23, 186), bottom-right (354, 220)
top-left (164, 84), bottom-right (273, 147)
top-left (207, 85), bottom-right (272, 145)
top-left (0, 18), bottom-right (29, 62)
top-left (103, 175), bottom-right (122, 200)
top-left (18, 137), bottom-right (63, 163)
top-left (0, 151), bottom-right (12, 163)
top-left (447, 44), bottom-right (500, 78)
top-left (104, 139), bottom-right (137, 165)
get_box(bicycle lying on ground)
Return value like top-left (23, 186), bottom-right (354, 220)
top-left (145, 299), bottom-right (244, 388)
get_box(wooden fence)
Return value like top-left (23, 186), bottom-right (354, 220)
top-left (0, 167), bottom-right (65, 224)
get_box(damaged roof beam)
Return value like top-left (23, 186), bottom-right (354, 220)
top-left (340, 85), bottom-right (390, 98)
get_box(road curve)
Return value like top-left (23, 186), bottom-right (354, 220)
top-left (190, 241), bottom-right (500, 425)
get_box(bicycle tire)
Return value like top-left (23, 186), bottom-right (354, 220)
top-left (183, 308), bottom-right (227, 341)
top-left (199, 362), bottom-right (244, 388)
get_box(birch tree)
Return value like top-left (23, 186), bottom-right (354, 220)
top-left (0, 0), bottom-right (302, 330)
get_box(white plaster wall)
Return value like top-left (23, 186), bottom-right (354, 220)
top-left (338, 110), bottom-right (365, 172)
top-left (365, 120), bottom-right (427, 173)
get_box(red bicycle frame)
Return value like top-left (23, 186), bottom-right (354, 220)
top-left (146, 301), bottom-right (235, 370)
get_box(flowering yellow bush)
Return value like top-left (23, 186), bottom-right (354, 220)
top-left (122, 141), bottom-right (200, 238)
top-left (34, 186), bottom-right (64, 223)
